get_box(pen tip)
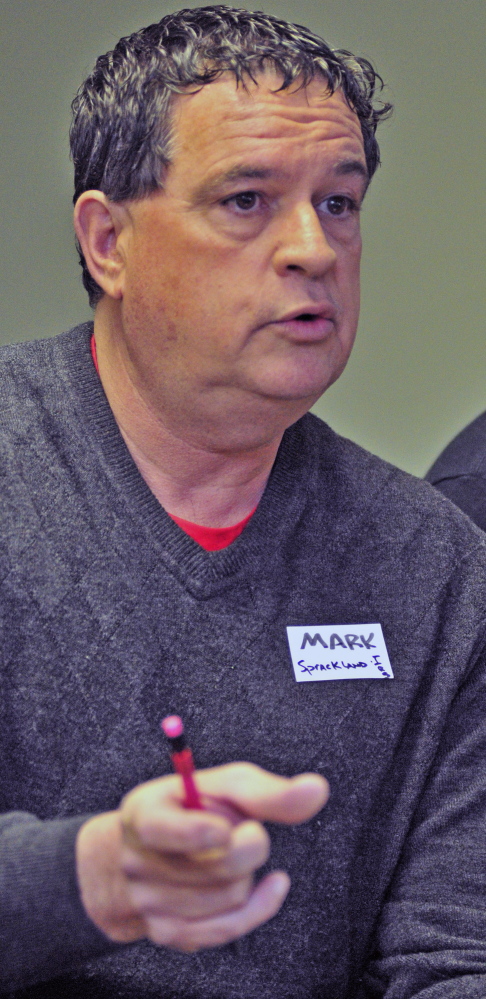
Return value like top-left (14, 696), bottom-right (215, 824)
top-left (161, 714), bottom-right (184, 738)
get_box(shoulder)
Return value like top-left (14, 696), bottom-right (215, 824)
top-left (0, 323), bottom-right (94, 440)
top-left (0, 323), bottom-right (93, 404)
top-left (0, 323), bottom-right (98, 528)
top-left (426, 410), bottom-right (486, 484)
top-left (425, 411), bottom-right (486, 531)
top-left (288, 412), bottom-right (486, 576)
top-left (292, 410), bottom-right (465, 521)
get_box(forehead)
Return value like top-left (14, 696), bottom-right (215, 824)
top-left (169, 70), bottom-right (366, 176)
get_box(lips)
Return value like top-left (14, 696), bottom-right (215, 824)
top-left (276, 303), bottom-right (336, 324)
top-left (270, 304), bottom-right (336, 342)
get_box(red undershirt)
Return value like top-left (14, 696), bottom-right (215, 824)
top-left (90, 335), bottom-right (255, 550)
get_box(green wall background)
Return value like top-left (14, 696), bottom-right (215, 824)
top-left (1, 0), bottom-right (484, 475)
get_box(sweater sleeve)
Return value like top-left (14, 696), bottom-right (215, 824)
top-left (364, 649), bottom-right (486, 998)
top-left (0, 811), bottom-right (122, 992)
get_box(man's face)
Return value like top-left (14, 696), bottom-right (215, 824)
top-left (115, 70), bottom-right (367, 432)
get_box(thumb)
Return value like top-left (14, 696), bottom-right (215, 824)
top-left (199, 764), bottom-right (329, 825)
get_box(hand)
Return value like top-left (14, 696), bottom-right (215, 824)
top-left (76, 762), bottom-right (329, 952)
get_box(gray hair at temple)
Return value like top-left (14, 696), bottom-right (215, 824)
top-left (70, 4), bottom-right (393, 306)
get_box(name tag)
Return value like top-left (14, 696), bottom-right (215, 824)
top-left (286, 624), bottom-right (393, 682)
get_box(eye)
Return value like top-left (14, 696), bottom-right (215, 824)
top-left (322, 195), bottom-right (357, 217)
top-left (225, 191), bottom-right (260, 212)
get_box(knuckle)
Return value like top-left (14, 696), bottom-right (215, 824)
top-left (132, 815), bottom-right (158, 844)
top-left (257, 828), bottom-right (271, 862)
top-left (120, 846), bottom-right (146, 879)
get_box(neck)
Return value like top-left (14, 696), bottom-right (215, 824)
top-left (93, 313), bottom-right (290, 528)
top-left (116, 421), bottom-right (280, 528)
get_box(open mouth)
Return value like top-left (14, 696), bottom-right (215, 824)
top-left (277, 311), bottom-right (334, 341)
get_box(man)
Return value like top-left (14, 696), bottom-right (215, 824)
top-left (2, 6), bottom-right (486, 997)
top-left (426, 412), bottom-right (486, 531)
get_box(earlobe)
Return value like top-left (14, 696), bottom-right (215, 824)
top-left (73, 192), bottom-right (127, 300)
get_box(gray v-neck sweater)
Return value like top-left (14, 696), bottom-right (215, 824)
top-left (2, 324), bottom-right (486, 998)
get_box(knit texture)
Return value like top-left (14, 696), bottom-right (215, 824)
top-left (2, 325), bottom-right (486, 997)
top-left (426, 409), bottom-right (486, 531)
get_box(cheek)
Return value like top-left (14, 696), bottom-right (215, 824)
top-left (123, 242), bottom-right (187, 322)
top-left (334, 247), bottom-right (361, 350)
top-left (122, 251), bottom-right (227, 356)
top-left (338, 239), bottom-right (361, 301)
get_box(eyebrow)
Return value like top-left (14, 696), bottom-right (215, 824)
top-left (191, 167), bottom-right (273, 206)
top-left (333, 158), bottom-right (370, 197)
top-left (192, 158), bottom-right (369, 205)
top-left (334, 158), bottom-right (369, 182)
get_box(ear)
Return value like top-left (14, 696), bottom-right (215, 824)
top-left (73, 192), bottom-right (129, 300)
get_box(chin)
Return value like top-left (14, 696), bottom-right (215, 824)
top-left (247, 347), bottom-right (348, 402)
top-left (254, 368), bottom-right (343, 404)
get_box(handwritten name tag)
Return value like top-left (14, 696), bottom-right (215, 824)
top-left (286, 624), bottom-right (393, 682)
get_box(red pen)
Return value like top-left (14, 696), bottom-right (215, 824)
top-left (161, 715), bottom-right (204, 810)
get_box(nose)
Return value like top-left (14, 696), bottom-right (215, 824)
top-left (272, 203), bottom-right (337, 279)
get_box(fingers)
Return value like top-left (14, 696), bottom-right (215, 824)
top-left (128, 872), bottom-right (253, 920)
top-left (120, 812), bottom-right (285, 952)
top-left (78, 763), bottom-right (328, 949)
top-left (143, 870), bottom-right (291, 952)
top-left (120, 764), bottom-right (329, 863)
top-left (121, 777), bottom-right (235, 854)
top-left (121, 819), bottom-right (271, 887)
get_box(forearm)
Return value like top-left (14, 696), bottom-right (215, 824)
top-left (366, 652), bottom-right (486, 997)
top-left (0, 811), bottom-right (121, 992)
